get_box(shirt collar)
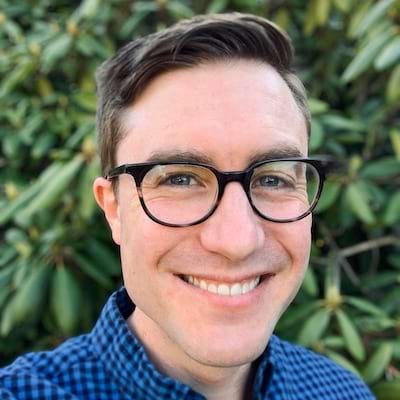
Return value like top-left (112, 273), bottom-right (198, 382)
top-left (91, 287), bottom-right (275, 399)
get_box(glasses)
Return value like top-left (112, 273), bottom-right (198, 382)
top-left (107, 158), bottom-right (328, 227)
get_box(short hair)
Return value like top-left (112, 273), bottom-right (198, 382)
top-left (96, 13), bottom-right (310, 176)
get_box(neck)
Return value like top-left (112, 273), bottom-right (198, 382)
top-left (128, 309), bottom-right (256, 400)
top-left (189, 365), bottom-right (255, 400)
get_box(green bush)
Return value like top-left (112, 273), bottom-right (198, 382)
top-left (1, 0), bottom-right (399, 397)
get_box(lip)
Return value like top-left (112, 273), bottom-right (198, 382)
top-left (174, 273), bottom-right (275, 309)
top-left (175, 272), bottom-right (274, 285)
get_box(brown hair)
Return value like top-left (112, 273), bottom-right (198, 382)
top-left (96, 13), bottom-right (310, 176)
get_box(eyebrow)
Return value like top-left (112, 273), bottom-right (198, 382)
top-left (146, 151), bottom-right (214, 165)
top-left (247, 146), bottom-right (305, 165)
top-left (146, 145), bottom-right (305, 168)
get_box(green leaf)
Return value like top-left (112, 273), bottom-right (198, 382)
top-left (309, 119), bottom-right (325, 151)
top-left (51, 265), bottom-right (81, 335)
top-left (15, 155), bottom-right (84, 226)
top-left (390, 129), bottom-right (400, 160)
top-left (0, 264), bottom-right (14, 288)
top-left (325, 350), bottom-right (360, 377)
top-left (315, 0), bottom-right (332, 25)
top-left (321, 114), bottom-right (364, 131)
top-left (0, 299), bottom-right (15, 337)
top-left (31, 133), bottom-right (57, 160)
top-left (0, 246), bottom-right (17, 267)
top-left (348, 0), bottom-right (373, 38)
top-left (372, 380), bottom-right (400, 400)
top-left (363, 272), bottom-right (399, 290)
top-left (207, 0), bottom-right (229, 14)
top-left (0, 162), bottom-right (63, 225)
top-left (345, 296), bottom-right (387, 317)
top-left (42, 34), bottom-right (73, 73)
top-left (362, 343), bottom-right (393, 384)
top-left (342, 29), bottom-right (394, 82)
top-left (78, 157), bottom-right (100, 220)
top-left (360, 157), bottom-right (400, 179)
top-left (309, 98), bottom-right (329, 115)
top-left (298, 308), bottom-right (331, 346)
top-left (2, 19), bottom-right (23, 42)
top-left (333, 0), bottom-right (353, 13)
top-left (345, 182), bottom-right (376, 225)
top-left (386, 65), bottom-right (400, 104)
top-left (74, 0), bottom-right (100, 19)
top-left (0, 60), bottom-right (36, 97)
top-left (315, 180), bottom-right (341, 213)
top-left (73, 252), bottom-right (113, 288)
top-left (383, 191), bottom-right (400, 225)
top-left (302, 267), bottom-right (319, 297)
top-left (75, 35), bottom-right (111, 58)
top-left (323, 336), bottom-right (345, 349)
top-left (133, 1), bottom-right (159, 12)
top-left (273, 9), bottom-right (290, 30)
top-left (84, 239), bottom-right (120, 277)
top-left (73, 92), bottom-right (97, 112)
top-left (276, 301), bottom-right (321, 331)
top-left (2, 265), bottom-right (51, 335)
top-left (166, 1), bottom-right (194, 18)
top-left (387, 254), bottom-right (400, 269)
top-left (352, 0), bottom-right (395, 38)
top-left (12, 261), bottom-right (31, 288)
top-left (335, 309), bottom-right (365, 361)
top-left (120, 12), bottom-right (152, 39)
top-left (375, 36), bottom-right (400, 70)
top-left (304, 0), bottom-right (318, 35)
top-left (19, 114), bottom-right (43, 145)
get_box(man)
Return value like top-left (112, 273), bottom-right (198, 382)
top-left (0, 13), bottom-right (374, 400)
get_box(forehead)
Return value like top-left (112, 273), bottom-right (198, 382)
top-left (117, 60), bottom-right (308, 169)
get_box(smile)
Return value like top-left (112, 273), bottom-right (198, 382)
top-left (180, 275), bottom-right (268, 296)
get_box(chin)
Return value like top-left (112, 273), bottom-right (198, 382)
top-left (181, 325), bottom-right (272, 368)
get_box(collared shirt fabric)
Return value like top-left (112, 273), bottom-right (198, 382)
top-left (0, 287), bottom-right (375, 399)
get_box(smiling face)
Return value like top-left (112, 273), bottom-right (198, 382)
top-left (94, 60), bottom-right (310, 376)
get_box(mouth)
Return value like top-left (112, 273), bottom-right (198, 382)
top-left (178, 274), bottom-right (273, 297)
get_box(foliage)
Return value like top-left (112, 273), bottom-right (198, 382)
top-left (0, 0), bottom-right (399, 397)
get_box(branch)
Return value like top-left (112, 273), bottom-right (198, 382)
top-left (339, 236), bottom-right (400, 258)
top-left (318, 222), bottom-right (361, 286)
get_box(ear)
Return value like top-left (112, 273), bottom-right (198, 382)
top-left (93, 177), bottom-right (121, 245)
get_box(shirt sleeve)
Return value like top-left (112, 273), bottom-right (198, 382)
top-left (0, 387), bottom-right (19, 399)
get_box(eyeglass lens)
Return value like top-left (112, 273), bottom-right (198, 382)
top-left (140, 161), bottom-right (320, 225)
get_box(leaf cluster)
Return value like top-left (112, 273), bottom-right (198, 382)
top-left (0, 1), bottom-right (399, 397)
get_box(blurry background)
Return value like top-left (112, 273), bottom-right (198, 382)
top-left (0, 0), bottom-right (399, 397)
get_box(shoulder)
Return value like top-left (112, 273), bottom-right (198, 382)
top-left (1, 333), bottom-right (93, 376)
top-left (270, 335), bottom-right (375, 400)
top-left (0, 333), bottom-right (96, 399)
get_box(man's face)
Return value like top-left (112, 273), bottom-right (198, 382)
top-left (96, 60), bottom-right (310, 370)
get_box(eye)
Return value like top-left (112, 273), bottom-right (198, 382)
top-left (257, 175), bottom-right (281, 187)
top-left (163, 174), bottom-right (198, 186)
top-left (253, 174), bottom-right (290, 189)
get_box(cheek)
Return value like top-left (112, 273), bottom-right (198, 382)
top-left (118, 195), bottom-right (186, 297)
top-left (283, 216), bottom-right (311, 262)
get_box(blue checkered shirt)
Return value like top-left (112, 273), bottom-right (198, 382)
top-left (0, 287), bottom-right (375, 399)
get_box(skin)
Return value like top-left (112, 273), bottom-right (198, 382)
top-left (94, 60), bottom-right (310, 400)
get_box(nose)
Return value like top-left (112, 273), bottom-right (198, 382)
top-left (199, 182), bottom-right (265, 261)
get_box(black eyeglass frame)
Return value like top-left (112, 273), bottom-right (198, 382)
top-left (106, 157), bottom-right (329, 227)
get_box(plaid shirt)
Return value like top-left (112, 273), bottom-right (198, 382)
top-left (0, 287), bottom-right (375, 399)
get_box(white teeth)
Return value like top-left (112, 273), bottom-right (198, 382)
top-left (182, 275), bottom-right (263, 296)
top-left (230, 283), bottom-right (242, 296)
top-left (217, 284), bottom-right (230, 296)
top-left (208, 283), bottom-right (217, 294)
